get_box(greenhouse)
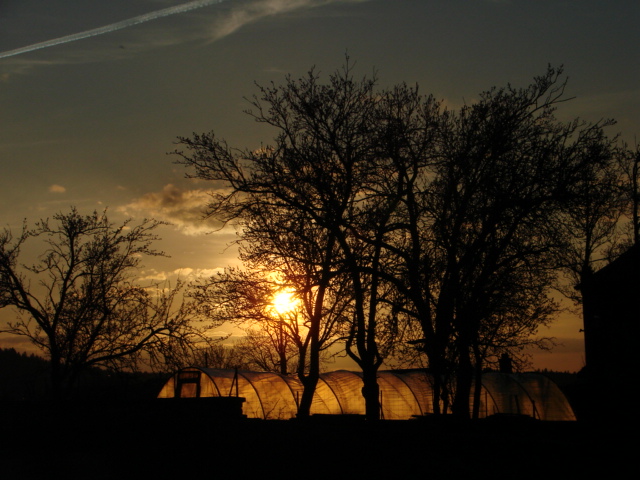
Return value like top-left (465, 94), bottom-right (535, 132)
top-left (158, 367), bottom-right (576, 421)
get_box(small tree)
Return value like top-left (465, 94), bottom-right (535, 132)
top-left (190, 261), bottom-right (346, 379)
top-left (170, 341), bottom-right (247, 371)
top-left (232, 327), bottom-right (299, 374)
top-left (0, 208), bottom-right (206, 399)
top-left (190, 267), bottom-right (305, 375)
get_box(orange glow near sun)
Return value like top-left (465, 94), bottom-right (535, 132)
top-left (271, 289), bottom-right (298, 315)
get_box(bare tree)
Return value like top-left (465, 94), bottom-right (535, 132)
top-left (552, 139), bottom-right (637, 390)
top-left (175, 60), bottom-right (398, 418)
top-left (190, 267), bottom-right (307, 375)
top-left (0, 208), bottom-right (207, 399)
top-left (554, 131), bottom-right (628, 301)
top-left (366, 66), bottom-right (621, 417)
top-left (619, 144), bottom-right (640, 246)
top-left (191, 247), bottom-right (347, 381)
top-left (232, 327), bottom-right (299, 374)
top-left (428, 68), bottom-right (622, 417)
top-left (171, 341), bottom-right (247, 371)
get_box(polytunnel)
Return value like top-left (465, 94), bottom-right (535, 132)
top-left (157, 367), bottom-right (576, 421)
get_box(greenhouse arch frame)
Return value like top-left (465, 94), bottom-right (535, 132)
top-left (158, 367), bottom-right (576, 421)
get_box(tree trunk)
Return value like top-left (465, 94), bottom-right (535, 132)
top-left (452, 345), bottom-right (472, 419)
top-left (296, 321), bottom-right (321, 418)
top-left (361, 365), bottom-right (380, 420)
top-left (49, 350), bottom-right (65, 401)
top-left (297, 374), bottom-right (319, 418)
top-left (471, 346), bottom-right (484, 419)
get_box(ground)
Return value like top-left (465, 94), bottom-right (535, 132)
top-left (0, 400), bottom-right (631, 479)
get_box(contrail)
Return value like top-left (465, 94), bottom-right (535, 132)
top-left (0, 0), bottom-right (226, 59)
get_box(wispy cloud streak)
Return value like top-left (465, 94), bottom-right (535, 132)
top-left (0, 0), bottom-right (226, 59)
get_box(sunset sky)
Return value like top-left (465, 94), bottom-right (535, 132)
top-left (1, 0), bottom-right (638, 371)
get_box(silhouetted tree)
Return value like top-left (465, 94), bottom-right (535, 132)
top-left (191, 267), bottom-right (315, 375)
top-left (232, 328), bottom-right (298, 374)
top-left (0, 208), bottom-right (207, 399)
top-left (549, 138), bottom-right (637, 398)
top-left (175, 341), bottom-right (247, 370)
top-left (553, 130), bottom-right (628, 300)
top-left (425, 67), bottom-right (621, 417)
top-left (619, 145), bottom-right (640, 245)
top-left (175, 60), bottom-right (405, 419)
top-left (358, 66), bottom-right (620, 417)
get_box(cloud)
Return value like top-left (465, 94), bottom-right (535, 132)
top-left (48, 184), bottom-right (66, 193)
top-left (136, 266), bottom-right (226, 283)
top-left (172, 267), bottom-right (226, 279)
top-left (119, 183), bottom-right (229, 235)
top-left (202, 0), bottom-right (376, 44)
top-left (206, 0), bottom-right (338, 41)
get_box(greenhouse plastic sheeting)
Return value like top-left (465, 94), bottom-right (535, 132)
top-left (158, 368), bottom-right (576, 421)
top-left (478, 372), bottom-right (576, 421)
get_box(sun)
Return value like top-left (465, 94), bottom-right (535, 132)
top-left (271, 289), bottom-right (298, 315)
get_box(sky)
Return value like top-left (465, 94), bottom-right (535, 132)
top-left (1, 0), bottom-right (638, 372)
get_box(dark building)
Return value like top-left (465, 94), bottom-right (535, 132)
top-left (579, 244), bottom-right (639, 417)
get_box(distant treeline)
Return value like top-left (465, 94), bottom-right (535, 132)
top-left (0, 347), bottom-right (166, 401)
